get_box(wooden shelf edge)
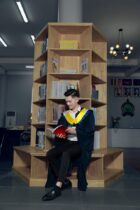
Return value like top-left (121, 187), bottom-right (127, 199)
top-left (70, 169), bottom-right (123, 188)
top-left (48, 22), bottom-right (93, 27)
top-left (91, 148), bottom-right (123, 158)
top-left (14, 145), bottom-right (46, 156)
top-left (34, 75), bottom-right (47, 84)
top-left (33, 99), bottom-right (46, 105)
top-left (35, 24), bottom-right (48, 41)
top-left (92, 50), bottom-right (106, 63)
top-left (92, 75), bottom-right (106, 84)
top-left (35, 51), bottom-right (47, 61)
top-left (32, 123), bottom-right (45, 128)
top-left (49, 73), bottom-right (89, 79)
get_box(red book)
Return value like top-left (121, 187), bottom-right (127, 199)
top-left (46, 125), bottom-right (67, 139)
top-left (53, 125), bottom-right (67, 138)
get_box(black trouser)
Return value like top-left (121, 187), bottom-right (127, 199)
top-left (46, 140), bottom-right (82, 183)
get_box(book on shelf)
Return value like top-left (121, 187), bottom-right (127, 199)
top-left (40, 62), bottom-right (47, 77)
top-left (59, 69), bottom-right (77, 74)
top-left (52, 57), bottom-right (59, 73)
top-left (39, 84), bottom-right (46, 100)
top-left (59, 40), bottom-right (79, 49)
top-left (38, 107), bottom-right (46, 123)
top-left (80, 58), bottom-right (88, 73)
top-left (41, 37), bottom-right (48, 54)
top-left (94, 131), bottom-right (100, 149)
top-left (36, 131), bottom-right (45, 149)
top-left (46, 125), bottom-right (67, 139)
top-left (51, 80), bottom-right (79, 98)
top-left (92, 85), bottom-right (99, 99)
top-left (52, 104), bottom-right (65, 122)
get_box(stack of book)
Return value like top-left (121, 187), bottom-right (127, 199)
top-left (39, 85), bottom-right (46, 100)
top-left (80, 58), bottom-right (88, 73)
top-left (41, 37), bottom-right (48, 54)
top-left (51, 81), bottom-right (79, 98)
top-left (52, 57), bottom-right (59, 73)
top-left (40, 62), bottom-right (47, 77)
top-left (38, 107), bottom-right (46, 123)
top-left (36, 131), bottom-right (45, 149)
top-left (92, 85), bottom-right (99, 99)
top-left (52, 104), bottom-right (65, 123)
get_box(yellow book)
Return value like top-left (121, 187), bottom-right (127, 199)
top-left (59, 40), bottom-right (79, 49)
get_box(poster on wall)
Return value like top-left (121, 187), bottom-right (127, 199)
top-left (112, 78), bottom-right (140, 97)
top-left (114, 87), bottom-right (122, 97)
top-left (123, 87), bottom-right (132, 97)
top-left (133, 87), bottom-right (140, 97)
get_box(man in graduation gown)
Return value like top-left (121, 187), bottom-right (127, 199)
top-left (42, 89), bottom-right (95, 201)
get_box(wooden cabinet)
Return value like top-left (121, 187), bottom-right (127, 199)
top-left (13, 23), bottom-right (123, 187)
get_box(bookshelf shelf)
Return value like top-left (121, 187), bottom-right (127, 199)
top-left (33, 99), bottom-right (46, 106)
top-left (91, 99), bottom-right (106, 107)
top-left (13, 22), bottom-right (123, 187)
top-left (49, 73), bottom-right (89, 80)
top-left (35, 51), bottom-right (47, 61)
top-left (32, 123), bottom-right (45, 128)
top-left (34, 75), bottom-right (47, 84)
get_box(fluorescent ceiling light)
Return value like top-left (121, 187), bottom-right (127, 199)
top-left (0, 37), bottom-right (7, 47)
top-left (16, 1), bottom-right (28, 23)
top-left (26, 65), bottom-right (34, 69)
top-left (31, 35), bottom-right (35, 44)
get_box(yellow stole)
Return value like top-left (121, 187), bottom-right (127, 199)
top-left (65, 108), bottom-right (87, 125)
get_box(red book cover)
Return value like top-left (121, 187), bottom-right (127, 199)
top-left (46, 125), bottom-right (67, 139)
top-left (53, 125), bottom-right (67, 138)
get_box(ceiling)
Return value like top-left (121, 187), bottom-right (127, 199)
top-left (0, 0), bottom-right (140, 73)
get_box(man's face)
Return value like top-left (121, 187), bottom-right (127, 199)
top-left (65, 96), bottom-right (79, 110)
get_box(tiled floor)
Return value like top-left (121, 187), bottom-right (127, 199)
top-left (0, 148), bottom-right (140, 210)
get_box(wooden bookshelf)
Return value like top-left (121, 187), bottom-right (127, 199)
top-left (13, 23), bottom-right (123, 187)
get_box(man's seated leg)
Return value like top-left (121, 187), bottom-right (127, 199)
top-left (42, 142), bottom-right (81, 201)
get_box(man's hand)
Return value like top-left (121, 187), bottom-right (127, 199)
top-left (65, 127), bottom-right (76, 134)
top-left (56, 134), bottom-right (66, 139)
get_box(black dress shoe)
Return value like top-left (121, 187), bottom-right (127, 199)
top-left (62, 179), bottom-right (72, 190)
top-left (42, 187), bottom-right (61, 201)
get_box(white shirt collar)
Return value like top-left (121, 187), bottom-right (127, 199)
top-left (70, 105), bottom-right (81, 114)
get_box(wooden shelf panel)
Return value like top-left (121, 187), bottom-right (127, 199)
top-left (35, 25), bottom-right (48, 41)
top-left (92, 98), bottom-right (106, 107)
top-left (35, 51), bottom-right (47, 61)
top-left (48, 98), bottom-right (90, 103)
top-left (91, 148), bottom-right (123, 158)
top-left (92, 50), bottom-right (106, 63)
top-left (49, 48), bottom-right (89, 56)
top-left (33, 99), bottom-right (46, 106)
top-left (47, 122), bottom-right (57, 126)
top-left (14, 146), bottom-right (122, 158)
top-left (92, 75), bottom-right (106, 84)
top-left (34, 75), bottom-right (47, 84)
top-left (32, 123), bottom-right (45, 128)
top-left (49, 22), bottom-right (92, 30)
top-left (14, 146), bottom-right (46, 156)
top-left (87, 169), bottom-right (123, 181)
top-left (95, 125), bottom-right (106, 130)
top-left (49, 73), bottom-right (89, 80)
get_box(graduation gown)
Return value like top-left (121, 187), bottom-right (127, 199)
top-left (45, 109), bottom-right (95, 191)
